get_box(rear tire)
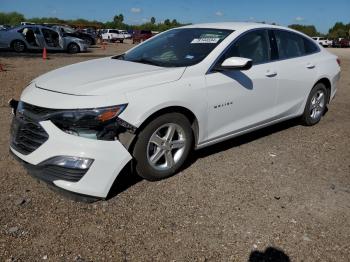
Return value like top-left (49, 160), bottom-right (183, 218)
top-left (67, 43), bottom-right (80, 54)
top-left (133, 113), bottom-right (193, 181)
top-left (301, 83), bottom-right (328, 126)
top-left (12, 40), bottom-right (26, 52)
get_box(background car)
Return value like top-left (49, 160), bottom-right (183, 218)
top-left (0, 25), bottom-right (88, 53)
top-left (312, 36), bottom-right (333, 47)
top-left (101, 29), bottom-right (128, 43)
top-left (78, 28), bottom-right (98, 39)
top-left (119, 29), bottom-right (132, 39)
top-left (338, 38), bottom-right (350, 48)
top-left (51, 25), bottom-right (96, 46)
top-left (332, 38), bottom-right (342, 48)
top-left (0, 24), bottom-right (11, 31)
top-left (132, 29), bottom-right (153, 43)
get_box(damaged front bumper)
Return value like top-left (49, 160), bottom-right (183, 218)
top-left (9, 99), bottom-right (133, 198)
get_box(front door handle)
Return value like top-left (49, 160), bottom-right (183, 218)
top-left (265, 70), bottom-right (277, 77)
top-left (306, 63), bottom-right (316, 69)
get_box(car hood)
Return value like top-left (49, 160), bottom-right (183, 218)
top-left (34, 57), bottom-right (185, 96)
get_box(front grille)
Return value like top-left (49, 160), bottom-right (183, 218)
top-left (10, 113), bottom-right (49, 155)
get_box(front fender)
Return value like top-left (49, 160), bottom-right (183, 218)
top-left (119, 77), bottom-right (208, 144)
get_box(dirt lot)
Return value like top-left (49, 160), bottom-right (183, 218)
top-left (0, 43), bottom-right (349, 261)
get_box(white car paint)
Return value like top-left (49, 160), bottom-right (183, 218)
top-left (11, 22), bottom-right (340, 198)
top-left (101, 29), bottom-right (129, 42)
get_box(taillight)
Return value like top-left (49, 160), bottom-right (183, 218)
top-left (337, 58), bottom-right (341, 67)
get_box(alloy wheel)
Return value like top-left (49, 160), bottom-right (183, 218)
top-left (147, 123), bottom-right (187, 171)
top-left (309, 90), bottom-right (325, 120)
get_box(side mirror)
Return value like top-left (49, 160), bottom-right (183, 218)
top-left (215, 57), bottom-right (253, 71)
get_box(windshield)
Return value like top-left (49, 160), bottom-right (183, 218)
top-left (110, 30), bottom-right (119, 34)
top-left (121, 28), bottom-right (233, 67)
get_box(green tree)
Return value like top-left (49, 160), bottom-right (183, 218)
top-left (0, 12), bottom-right (25, 25)
top-left (288, 24), bottom-right (319, 36)
top-left (328, 22), bottom-right (350, 38)
top-left (164, 19), bottom-right (171, 26)
top-left (0, 11), bottom-right (189, 32)
top-left (171, 19), bottom-right (179, 26)
top-left (113, 13), bottom-right (124, 25)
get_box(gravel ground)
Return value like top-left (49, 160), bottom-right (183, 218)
top-left (0, 44), bottom-right (349, 261)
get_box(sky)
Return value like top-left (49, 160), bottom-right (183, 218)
top-left (0, 0), bottom-right (349, 33)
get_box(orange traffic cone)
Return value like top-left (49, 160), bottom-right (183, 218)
top-left (42, 47), bottom-right (47, 59)
top-left (102, 42), bottom-right (106, 50)
top-left (0, 64), bottom-right (3, 72)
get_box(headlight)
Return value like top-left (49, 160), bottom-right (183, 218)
top-left (50, 105), bottom-right (127, 140)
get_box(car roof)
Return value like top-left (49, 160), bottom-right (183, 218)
top-left (180, 22), bottom-right (314, 39)
top-left (181, 22), bottom-right (291, 31)
top-left (14, 24), bottom-right (56, 30)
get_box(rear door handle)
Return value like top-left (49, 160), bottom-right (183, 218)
top-left (306, 63), bottom-right (316, 69)
top-left (265, 70), bottom-right (277, 77)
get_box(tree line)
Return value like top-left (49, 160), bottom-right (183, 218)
top-left (0, 12), bottom-right (186, 32)
top-left (0, 11), bottom-right (349, 38)
top-left (288, 23), bottom-right (350, 38)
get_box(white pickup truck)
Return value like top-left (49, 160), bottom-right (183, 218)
top-left (101, 29), bottom-right (131, 43)
top-left (312, 37), bottom-right (332, 47)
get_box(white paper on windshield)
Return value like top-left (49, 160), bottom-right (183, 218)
top-left (191, 38), bottom-right (220, 44)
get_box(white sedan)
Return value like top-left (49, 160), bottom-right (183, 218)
top-left (10, 22), bottom-right (340, 200)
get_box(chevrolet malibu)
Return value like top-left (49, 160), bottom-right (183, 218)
top-left (9, 22), bottom-right (341, 200)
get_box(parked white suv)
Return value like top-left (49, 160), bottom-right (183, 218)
top-left (10, 22), bottom-right (340, 200)
top-left (312, 37), bottom-right (332, 47)
top-left (101, 29), bottom-right (129, 43)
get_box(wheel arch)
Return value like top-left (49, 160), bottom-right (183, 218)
top-left (137, 106), bottom-right (199, 146)
top-left (314, 77), bottom-right (332, 104)
top-left (123, 105), bottom-right (200, 155)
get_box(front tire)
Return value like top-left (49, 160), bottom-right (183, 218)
top-left (67, 43), bottom-right (80, 54)
top-left (133, 113), bottom-right (193, 181)
top-left (301, 83), bottom-right (328, 126)
top-left (12, 40), bottom-right (26, 52)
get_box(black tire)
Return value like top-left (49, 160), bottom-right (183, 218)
top-left (133, 113), bottom-right (193, 181)
top-left (67, 43), bottom-right (80, 54)
top-left (301, 83), bottom-right (328, 126)
top-left (119, 39), bottom-right (124, 43)
top-left (12, 40), bottom-right (26, 52)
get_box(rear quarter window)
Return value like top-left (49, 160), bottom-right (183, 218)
top-left (303, 38), bottom-right (319, 54)
top-left (274, 30), bottom-right (319, 59)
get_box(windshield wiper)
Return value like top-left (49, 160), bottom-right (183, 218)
top-left (130, 58), bottom-right (162, 67)
top-left (112, 55), bottom-right (164, 67)
top-left (112, 54), bottom-right (125, 60)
